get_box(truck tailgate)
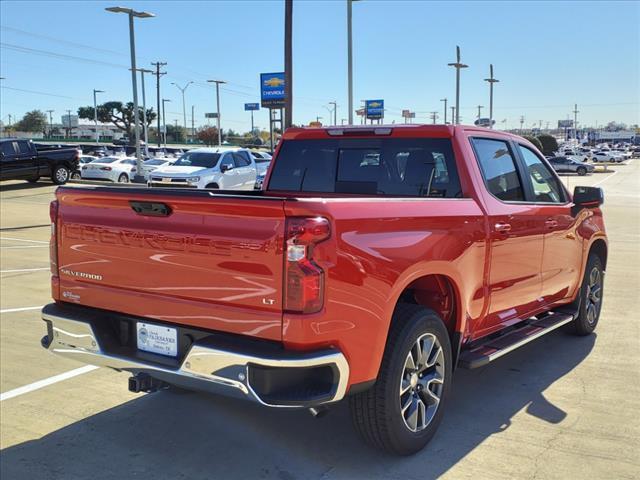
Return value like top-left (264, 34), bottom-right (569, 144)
top-left (54, 187), bottom-right (286, 341)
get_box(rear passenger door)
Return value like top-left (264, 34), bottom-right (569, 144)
top-left (232, 151), bottom-right (257, 190)
top-left (470, 137), bottom-right (544, 337)
top-left (514, 144), bottom-right (581, 306)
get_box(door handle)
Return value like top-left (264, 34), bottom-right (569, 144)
top-left (494, 222), bottom-right (512, 233)
top-left (545, 219), bottom-right (558, 229)
top-left (129, 201), bottom-right (172, 217)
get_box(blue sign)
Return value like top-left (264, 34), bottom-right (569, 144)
top-left (365, 99), bottom-right (384, 119)
top-left (244, 103), bottom-right (259, 111)
top-left (260, 72), bottom-right (286, 108)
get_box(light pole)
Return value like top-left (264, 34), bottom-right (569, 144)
top-left (328, 101), bottom-right (338, 126)
top-left (484, 64), bottom-right (499, 129)
top-left (106, 6), bottom-right (154, 182)
top-left (207, 80), bottom-right (226, 146)
top-left (440, 98), bottom-right (447, 124)
top-left (284, 0), bottom-right (293, 129)
top-left (347, 0), bottom-right (361, 125)
top-left (132, 68), bottom-right (153, 156)
top-left (450, 106), bottom-right (455, 125)
top-left (477, 105), bottom-right (484, 119)
top-left (573, 103), bottom-right (579, 141)
top-left (162, 99), bottom-right (170, 146)
top-left (430, 111), bottom-right (438, 124)
top-left (172, 81), bottom-right (193, 142)
top-left (92, 89), bottom-right (104, 143)
top-left (46, 110), bottom-right (54, 138)
top-left (447, 46), bottom-right (468, 125)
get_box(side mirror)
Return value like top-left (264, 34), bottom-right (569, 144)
top-left (572, 186), bottom-right (604, 216)
top-left (220, 163), bottom-right (232, 173)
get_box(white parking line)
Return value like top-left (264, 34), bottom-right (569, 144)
top-left (0, 245), bottom-right (48, 249)
top-left (592, 170), bottom-right (619, 187)
top-left (0, 365), bottom-right (99, 402)
top-left (0, 306), bottom-right (44, 314)
top-left (0, 236), bottom-right (49, 244)
top-left (1, 268), bottom-right (50, 273)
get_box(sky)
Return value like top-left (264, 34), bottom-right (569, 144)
top-left (1, 0), bottom-right (639, 133)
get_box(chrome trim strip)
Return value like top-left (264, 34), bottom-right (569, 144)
top-left (42, 310), bottom-right (349, 407)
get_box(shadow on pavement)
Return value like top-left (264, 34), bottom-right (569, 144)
top-left (0, 331), bottom-right (595, 480)
top-left (0, 181), bottom-right (56, 192)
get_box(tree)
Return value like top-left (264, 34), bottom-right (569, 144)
top-left (197, 127), bottom-right (219, 146)
top-left (15, 110), bottom-right (48, 133)
top-left (536, 134), bottom-right (559, 156)
top-left (523, 135), bottom-right (543, 152)
top-left (78, 101), bottom-right (156, 144)
top-left (165, 124), bottom-right (185, 143)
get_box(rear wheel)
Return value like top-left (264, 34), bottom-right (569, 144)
top-left (117, 173), bottom-right (129, 183)
top-left (349, 304), bottom-right (452, 455)
top-left (205, 183), bottom-right (219, 189)
top-left (577, 166), bottom-right (587, 176)
top-left (71, 171), bottom-right (81, 180)
top-left (565, 254), bottom-right (604, 336)
top-left (52, 165), bottom-right (70, 185)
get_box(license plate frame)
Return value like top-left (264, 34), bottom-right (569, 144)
top-left (136, 322), bottom-right (178, 357)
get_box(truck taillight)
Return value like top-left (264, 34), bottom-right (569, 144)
top-left (284, 217), bottom-right (330, 314)
top-left (49, 200), bottom-right (59, 274)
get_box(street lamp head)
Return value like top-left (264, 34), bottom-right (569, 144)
top-left (94, 89), bottom-right (105, 93)
top-left (105, 6), bottom-right (155, 18)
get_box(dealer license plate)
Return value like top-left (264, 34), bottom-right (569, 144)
top-left (136, 322), bottom-right (178, 357)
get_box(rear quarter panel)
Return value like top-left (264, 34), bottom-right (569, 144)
top-left (282, 197), bottom-right (488, 385)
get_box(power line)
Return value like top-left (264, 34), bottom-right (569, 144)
top-left (1, 85), bottom-right (77, 99)
top-left (0, 42), bottom-right (128, 69)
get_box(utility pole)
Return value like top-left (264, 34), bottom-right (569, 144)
top-left (151, 61), bottom-right (167, 147)
top-left (450, 106), bottom-right (455, 125)
top-left (284, 0), bottom-right (293, 129)
top-left (347, 0), bottom-right (360, 125)
top-left (161, 99), bottom-right (170, 146)
top-left (46, 110), bottom-right (54, 138)
top-left (316, 115), bottom-right (323, 123)
top-left (448, 45), bottom-right (468, 125)
top-left (477, 105), bottom-right (484, 119)
top-left (191, 105), bottom-right (195, 140)
top-left (207, 80), bottom-right (226, 146)
top-left (430, 111), bottom-right (438, 124)
top-left (172, 81), bottom-right (193, 141)
top-left (93, 89), bottom-right (104, 143)
top-left (440, 98), bottom-right (448, 124)
top-left (484, 64), bottom-right (499, 129)
top-left (573, 103), bottom-right (579, 140)
top-left (133, 68), bottom-right (153, 157)
top-left (520, 115), bottom-right (525, 134)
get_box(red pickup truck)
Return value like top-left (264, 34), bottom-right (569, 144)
top-left (41, 125), bottom-right (607, 455)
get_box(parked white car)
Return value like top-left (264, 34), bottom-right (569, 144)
top-left (148, 147), bottom-right (257, 190)
top-left (140, 158), bottom-right (176, 180)
top-left (591, 151), bottom-right (624, 163)
top-left (81, 156), bottom-right (138, 183)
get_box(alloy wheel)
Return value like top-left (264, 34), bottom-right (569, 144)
top-left (399, 333), bottom-right (445, 433)
top-left (585, 267), bottom-right (602, 325)
top-left (55, 168), bottom-right (69, 183)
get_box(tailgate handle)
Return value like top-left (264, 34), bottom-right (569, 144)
top-left (129, 201), bottom-right (172, 217)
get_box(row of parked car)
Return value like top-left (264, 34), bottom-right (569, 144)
top-left (545, 143), bottom-right (638, 175)
top-left (78, 147), bottom-right (272, 189)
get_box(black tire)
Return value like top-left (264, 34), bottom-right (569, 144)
top-left (205, 183), bottom-right (219, 189)
top-left (565, 254), bottom-right (604, 336)
top-left (27, 177), bottom-right (40, 184)
top-left (117, 173), bottom-right (129, 183)
top-left (51, 165), bottom-right (70, 185)
top-left (71, 172), bottom-right (81, 180)
top-left (349, 304), bottom-right (452, 455)
top-left (577, 166), bottom-right (587, 176)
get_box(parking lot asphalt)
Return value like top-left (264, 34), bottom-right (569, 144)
top-left (1, 163), bottom-right (639, 480)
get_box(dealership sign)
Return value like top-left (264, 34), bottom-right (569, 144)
top-left (558, 120), bottom-right (574, 128)
top-left (260, 72), bottom-right (286, 108)
top-left (365, 99), bottom-right (384, 119)
top-left (244, 103), bottom-right (259, 111)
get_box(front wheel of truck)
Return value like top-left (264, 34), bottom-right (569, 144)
top-left (565, 254), bottom-right (604, 336)
top-left (349, 304), bottom-right (452, 455)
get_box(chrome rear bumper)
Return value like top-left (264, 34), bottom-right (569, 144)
top-left (41, 303), bottom-right (349, 407)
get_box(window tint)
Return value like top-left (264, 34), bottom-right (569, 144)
top-left (1, 142), bottom-right (16, 156)
top-left (219, 155), bottom-right (234, 171)
top-left (122, 160), bottom-right (137, 166)
top-left (472, 138), bottom-right (524, 202)
top-left (17, 141), bottom-right (32, 154)
top-left (173, 152), bottom-right (221, 168)
top-left (518, 145), bottom-right (565, 203)
top-left (233, 152), bottom-right (251, 167)
top-left (268, 138), bottom-right (462, 197)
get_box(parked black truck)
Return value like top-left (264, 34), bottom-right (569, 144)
top-left (0, 139), bottom-right (81, 185)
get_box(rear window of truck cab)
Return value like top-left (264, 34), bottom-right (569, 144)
top-left (267, 138), bottom-right (462, 198)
